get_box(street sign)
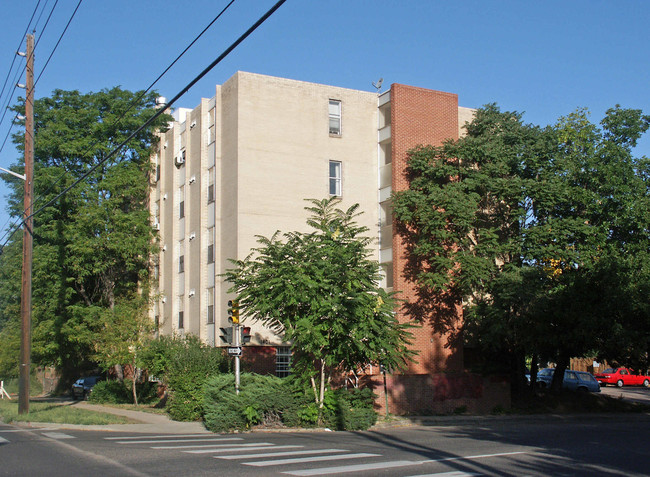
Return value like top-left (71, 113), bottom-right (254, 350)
top-left (227, 346), bottom-right (242, 356)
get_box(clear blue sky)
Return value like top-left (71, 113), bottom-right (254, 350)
top-left (1, 0), bottom-right (648, 240)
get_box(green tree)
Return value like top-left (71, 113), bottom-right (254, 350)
top-left (224, 198), bottom-right (415, 415)
top-left (140, 334), bottom-right (228, 421)
top-left (0, 88), bottom-right (170, 384)
top-left (91, 293), bottom-right (154, 404)
top-left (392, 104), bottom-right (650, 393)
top-left (392, 104), bottom-right (546, 393)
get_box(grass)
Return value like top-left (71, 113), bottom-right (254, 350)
top-left (0, 399), bottom-right (135, 425)
top-left (1, 376), bottom-right (43, 396)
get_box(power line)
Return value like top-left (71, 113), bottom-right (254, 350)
top-left (0, 0), bottom-right (69, 154)
top-left (0, 0), bottom-right (59, 135)
top-left (34, 0), bottom-right (80, 87)
top-left (27, 0), bottom-right (234, 209)
top-left (0, 0), bottom-right (42, 118)
top-left (1, 0), bottom-right (234, 245)
top-left (0, 0), bottom-right (287, 254)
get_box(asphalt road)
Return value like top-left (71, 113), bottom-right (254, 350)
top-left (2, 414), bottom-right (649, 476)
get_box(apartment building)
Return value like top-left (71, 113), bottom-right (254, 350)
top-left (151, 71), bottom-right (509, 413)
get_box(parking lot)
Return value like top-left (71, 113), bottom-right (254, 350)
top-left (599, 384), bottom-right (650, 404)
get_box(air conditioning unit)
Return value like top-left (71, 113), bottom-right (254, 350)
top-left (174, 155), bottom-right (185, 166)
top-left (188, 289), bottom-right (196, 297)
top-left (189, 232), bottom-right (196, 241)
top-left (189, 175), bottom-right (196, 184)
top-left (153, 222), bottom-right (160, 231)
top-left (190, 120), bottom-right (197, 129)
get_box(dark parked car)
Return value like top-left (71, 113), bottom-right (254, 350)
top-left (71, 376), bottom-right (103, 400)
top-left (536, 368), bottom-right (601, 392)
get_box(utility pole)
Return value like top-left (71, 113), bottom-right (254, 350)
top-left (18, 33), bottom-right (34, 415)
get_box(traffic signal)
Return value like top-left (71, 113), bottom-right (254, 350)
top-left (219, 327), bottom-right (233, 344)
top-left (227, 299), bottom-right (239, 324)
top-left (241, 326), bottom-right (251, 344)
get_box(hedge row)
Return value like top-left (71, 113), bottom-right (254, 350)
top-left (202, 373), bottom-right (377, 433)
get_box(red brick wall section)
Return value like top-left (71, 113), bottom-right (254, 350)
top-left (241, 346), bottom-right (277, 375)
top-left (391, 83), bottom-right (461, 372)
top-left (370, 372), bottom-right (511, 415)
top-left (386, 84), bottom-right (500, 412)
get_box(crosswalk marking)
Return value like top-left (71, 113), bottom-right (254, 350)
top-left (106, 433), bottom-right (214, 440)
top-left (117, 437), bottom-right (239, 444)
top-left (283, 460), bottom-right (420, 476)
top-left (246, 452), bottom-right (380, 467)
top-left (0, 436), bottom-right (9, 444)
top-left (282, 451), bottom-right (527, 476)
top-left (41, 432), bottom-right (75, 439)
top-left (407, 472), bottom-right (481, 476)
top-left (218, 448), bottom-right (348, 460)
top-left (155, 442), bottom-right (276, 450)
top-left (187, 444), bottom-right (300, 454)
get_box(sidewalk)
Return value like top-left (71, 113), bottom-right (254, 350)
top-left (20, 401), bottom-right (211, 434)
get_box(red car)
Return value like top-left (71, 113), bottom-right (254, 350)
top-left (594, 367), bottom-right (650, 387)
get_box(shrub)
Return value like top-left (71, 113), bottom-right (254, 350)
top-left (89, 379), bottom-right (158, 404)
top-left (339, 407), bottom-right (378, 431)
top-left (141, 335), bottom-right (228, 421)
top-left (202, 372), bottom-right (378, 432)
top-left (321, 387), bottom-right (378, 431)
top-left (203, 373), bottom-right (303, 432)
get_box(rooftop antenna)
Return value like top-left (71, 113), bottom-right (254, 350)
top-left (372, 78), bottom-right (383, 93)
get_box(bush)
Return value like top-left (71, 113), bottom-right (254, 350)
top-left (141, 335), bottom-right (228, 421)
top-left (339, 407), bottom-right (378, 431)
top-left (320, 387), bottom-right (378, 431)
top-left (203, 374), bottom-right (378, 432)
top-left (203, 373), bottom-right (304, 432)
top-left (89, 379), bottom-right (158, 405)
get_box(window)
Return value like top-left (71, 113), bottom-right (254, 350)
top-left (179, 255), bottom-right (184, 273)
top-left (328, 99), bottom-right (341, 135)
top-left (208, 167), bottom-right (215, 203)
top-left (207, 227), bottom-right (214, 264)
top-left (178, 310), bottom-right (184, 329)
top-left (207, 288), bottom-right (214, 324)
top-left (179, 185), bottom-right (185, 219)
top-left (276, 347), bottom-right (292, 377)
top-left (207, 108), bottom-right (215, 145)
top-left (329, 160), bottom-right (341, 196)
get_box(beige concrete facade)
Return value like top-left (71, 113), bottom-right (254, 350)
top-left (147, 72), bottom-right (510, 415)
top-left (151, 72), bottom-right (379, 347)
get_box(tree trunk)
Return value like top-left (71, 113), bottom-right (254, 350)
top-left (114, 364), bottom-right (124, 382)
top-left (551, 354), bottom-right (570, 392)
top-left (529, 354), bottom-right (539, 391)
top-left (132, 357), bottom-right (139, 405)
top-left (318, 359), bottom-right (325, 409)
top-left (310, 376), bottom-right (318, 404)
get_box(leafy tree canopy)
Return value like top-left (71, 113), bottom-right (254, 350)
top-left (225, 198), bottom-right (416, 410)
top-left (392, 104), bottom-right (650, 391)
top-left (0, 87), bottom-right (170, 382)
